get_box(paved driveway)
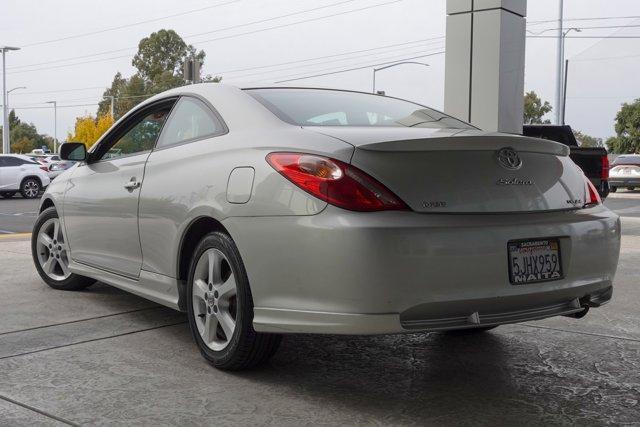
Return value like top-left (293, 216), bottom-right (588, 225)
top-left (0, 195), bottom-right (639, 425)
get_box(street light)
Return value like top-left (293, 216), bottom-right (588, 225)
top-left (7, 86), bottom-right (26, 108)
top-left (45, 101), bottom-right (58, 153)
top-left (1, 46), bottom-right (21, 154)
top-left (558, 28), bottom-right (581, 124)
top-left (372, 61), bottom-right (430, 94)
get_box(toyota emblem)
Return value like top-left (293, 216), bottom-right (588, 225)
top-left (496, 147), bottom-right (522, 170)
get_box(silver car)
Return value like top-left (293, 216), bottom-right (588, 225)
top-left (32, 84), bottom-right (621, 370)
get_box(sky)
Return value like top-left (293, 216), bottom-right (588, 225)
top-left (1, 0), bottom-right (640, 143)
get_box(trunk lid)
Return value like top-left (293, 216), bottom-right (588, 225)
top-left (305, 127), bottom-right (586, 214)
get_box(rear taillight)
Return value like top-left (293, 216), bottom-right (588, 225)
top-left (584, 178), bottom-right (602, 208)
top-left (266, 152), bottom-right (408, 212)
top-left (601, 155), bottom-right (609, 180)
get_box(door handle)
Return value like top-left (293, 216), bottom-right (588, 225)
top-left (124, 178), bottom-right (141, 191)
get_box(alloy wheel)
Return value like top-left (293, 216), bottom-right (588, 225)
top-left (36, 218), bottom-right (71, 281)
top-left (24, 181), bottom-right (39, 198)
top-left (192, 248), bottom-right (238, 351)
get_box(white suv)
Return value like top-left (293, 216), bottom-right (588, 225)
top-left (0, 154), bottom-right (51, 199)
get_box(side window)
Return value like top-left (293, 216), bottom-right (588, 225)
top-left (156, 97), bottom-right (223, 149)
top-left (100, 109), bottom-right (171, 161)
top-left (0, 157), bottom-right (6, 167)
top-left (4, 157), bottom-right (23, 166)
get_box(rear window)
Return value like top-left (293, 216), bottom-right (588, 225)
top-left (246, 88), bottom-right (475, 130)
top-left (613, 155), bottom-right (640, 166)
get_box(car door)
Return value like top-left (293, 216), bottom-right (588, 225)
top-left (63, 99), bottom-right (175, 278)
top-left (0, 156), bottom-right (23, 190)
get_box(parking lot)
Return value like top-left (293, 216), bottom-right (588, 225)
top-left (0, 192), bottom-right (639, 425)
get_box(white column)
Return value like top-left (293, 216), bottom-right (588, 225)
top-left (444, 0), bottom-right (527, 134)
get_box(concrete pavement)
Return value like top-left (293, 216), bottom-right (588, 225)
top-left (0, 196), bottom-right (639, 424)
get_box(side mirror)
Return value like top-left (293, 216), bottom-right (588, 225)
top-left (60, 142), bottom-right (87, 161)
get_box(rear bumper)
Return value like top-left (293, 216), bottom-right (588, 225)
top-left (253, 286), bottom-right (612, 334)
top-left (223, 206), bottom-right (621, 334)
top-left (609, 177), bottom-right (640, 187)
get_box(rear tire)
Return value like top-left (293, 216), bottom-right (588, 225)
top-left (31, 207), bottom-right (95, 291)
top-left (628, 187), bottom-right (636, 191)
top-left (0, 191), bottom-right (16, 198)
top-left (20, 178), bottom-right (41, 199)
top-left (610, 186), bottom-right (617, 193)
top-left (187, 231), bottom-right (281, 370)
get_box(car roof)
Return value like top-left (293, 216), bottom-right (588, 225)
top-left (0, 154), bottom-right (33, 160)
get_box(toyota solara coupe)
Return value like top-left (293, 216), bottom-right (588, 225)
top-left (32, 84), bottom-right (621, 370)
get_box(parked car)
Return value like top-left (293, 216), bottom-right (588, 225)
top-left (47, 160), bottom-right (76, 180)
top-left (32, 85), bottom-right (621, 370)
top-left (0, 154), bottom-right (51, 198)
top-left (609, 154), bottom-right (640, 192)
top-left (522, 125), bottom-right (610, 199)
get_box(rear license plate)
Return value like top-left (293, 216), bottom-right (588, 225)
top-left (508, 238), bottom-right (563, 285)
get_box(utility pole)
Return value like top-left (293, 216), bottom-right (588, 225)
top-left (1, 46), bottom-right (21, 154)
top-left (103, 95), bottom-right (115, 118)
top-left (46, 101), bottom-right (58, 153)
top-left (554, 0), bottom-right (564, 124)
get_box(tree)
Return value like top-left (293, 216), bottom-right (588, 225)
top-left (2, 110), bottom-right (50, 153)
top-left (524, 91), bottom-right (552, 124)
top-left (67, 114), bottom-right (114, 149)
top-left (606, 99), bottom-right (640, 154)
top-left (97, 29), bottom-right (219, 120)
top-left (573, 130), bottom-right (602, 148)
top-left (132, 29), bottom-right (205, 82)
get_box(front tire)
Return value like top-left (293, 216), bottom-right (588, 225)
top-left (610, 186), bottom-right (617, 193)
top-left (187, 232), bottom-right (281, 370)
top-left (628, 187), bottom-right (636, 191)
top-left (0, 191), bottom-right (16, 198)
top-left (31, 207), bottom-right (95, 291)
top-left (20, 178), bottom-right (41, 199)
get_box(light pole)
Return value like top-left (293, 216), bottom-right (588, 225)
top-left (7, 86), bottom-right (26, 108)
top-left (46, 101), bottom-right (58, 153)
top-left (556, 27), bottom-right (581, 124)
top-left (2, 46), bottom-right (21, 154)
top-left (372, 61), bottom-right (430, 94)
top-left (554, 0), bottom-right (564, 125)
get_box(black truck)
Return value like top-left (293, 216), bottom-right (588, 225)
top-left (522, 125), bottom-right (610, 199)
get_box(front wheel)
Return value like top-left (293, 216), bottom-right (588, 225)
top-left (20, 178), bottom-right (41, 199)
top-left (31, 207), bottom-right (95, 290)
top-left (0, 191), bottom-right (16, 198)
top-left (610, 186), bottom-right (617, 193)
top-left (628, 187), bottom-right (636, 191)
top-left (187, 232), bottom-right (281, 370)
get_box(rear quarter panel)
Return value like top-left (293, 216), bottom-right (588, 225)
top-left (137, 127), bottom-right (353, 277)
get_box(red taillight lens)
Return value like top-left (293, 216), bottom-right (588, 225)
top-left (584, 178), bottom-right (602, 208)
top-left (601, 155), bottom-right (609, 180)
top-left (266, 152), bottom-right (408, 212)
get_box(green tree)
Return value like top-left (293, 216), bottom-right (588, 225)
top-left (606, 99), bottom-right (640, 154)
top-left (524, 91), bottom-right (552, 124)
top-left (132, 29), bottom-right (205, 81)
top-left (97, 29), bottom-right (220, 120)
top-left (2, 110), bottom-right (50, 153)
top-left (573, 130), bottom-right (603, 148)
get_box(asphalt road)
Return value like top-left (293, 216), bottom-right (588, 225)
top-left (0, 190), bottom-right (639, 424)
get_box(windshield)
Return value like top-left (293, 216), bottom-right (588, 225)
top-left (246, 88), bottom-right (476, 130)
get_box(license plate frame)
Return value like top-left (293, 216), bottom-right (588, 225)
top-left (507, 238), bottom-right (564, 285)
